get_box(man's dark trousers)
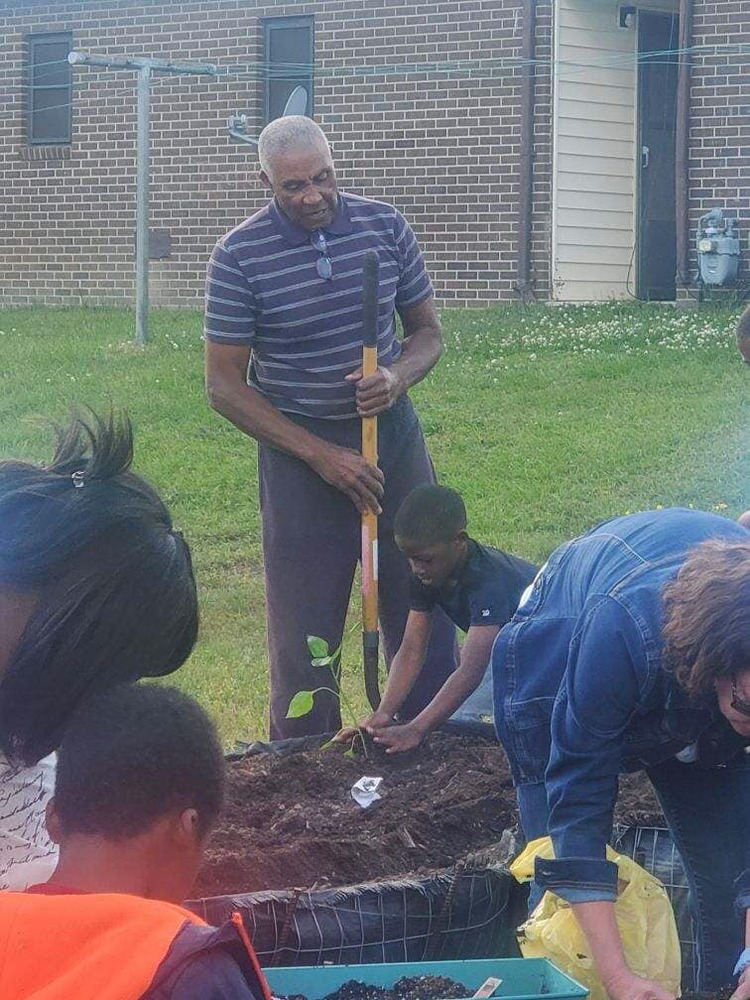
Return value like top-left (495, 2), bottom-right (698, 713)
top-left (260, 396), bottom-right (457, 739)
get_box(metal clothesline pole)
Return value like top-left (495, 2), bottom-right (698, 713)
top-left (136, 64), bottom-right (151, 346)
top-left (68, 51), bottom-right (217, 345)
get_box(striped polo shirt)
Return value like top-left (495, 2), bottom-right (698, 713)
top-left (204, 191), bottom-right (433, 420)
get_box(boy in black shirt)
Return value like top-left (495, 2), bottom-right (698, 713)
top-left (345, 484), bottom-right (537, 754)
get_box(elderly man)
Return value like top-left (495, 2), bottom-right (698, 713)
top-left (204, 116), bottom-right (456, 739)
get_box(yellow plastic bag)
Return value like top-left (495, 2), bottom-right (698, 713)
top-left (510, 837), bottom-right (681, 1000)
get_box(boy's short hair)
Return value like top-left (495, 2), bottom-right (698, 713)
top-left (394, 484), bottom-right (467, 544)
top-left (54, 684), bottom-right (225, 840)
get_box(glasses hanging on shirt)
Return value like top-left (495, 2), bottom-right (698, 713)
top-left (311, 231), bottom-right (333, 281)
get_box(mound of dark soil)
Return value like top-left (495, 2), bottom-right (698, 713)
top-left (194, 731), bottom-right (664, 898)
top-left (325, 976), bottom-right (470, 1000)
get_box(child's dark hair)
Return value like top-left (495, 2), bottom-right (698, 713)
top-left (54, 684), bottom-right (224, 839)
top-left (394, 484), bottom-right (467, 544)
top-left (0, 410), bottom-right (199, 765)
top-left (737, 305), bottom-right (750, 362)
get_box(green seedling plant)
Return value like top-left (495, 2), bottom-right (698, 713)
top-left (286, 632), bottom-right (369, 759)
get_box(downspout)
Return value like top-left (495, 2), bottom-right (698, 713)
top-left (516, 0), bottom-right (536, 302)
top-left (675, 0), bottom-right (692, 292)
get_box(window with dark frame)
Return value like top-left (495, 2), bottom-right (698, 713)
top-left (263, 16), bottom-right (314, 124)
top-left (28, 32), bottom-right (73, 145)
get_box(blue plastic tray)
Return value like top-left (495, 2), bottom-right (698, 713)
top-left (264, 957), bottom-right (588, 1000)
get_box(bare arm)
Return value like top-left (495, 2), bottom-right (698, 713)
top-left (333, 611), bottom-right (433, 741)
top-left (393, 296), bottom-right (444, 391)
top-left (375, 611), bottom-right (433, 719)
top-left (205, 340), bottom-right (384, 513)
top-left (374, 624), bottom-right (496, 754)
top-left (347, 297), bottom-right (444, 418)
top-left (571, 901), bottom-right (675, 1000)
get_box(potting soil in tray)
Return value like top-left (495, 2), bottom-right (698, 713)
top-left (278, 975), bottom-right (471, 1000)
top-left (194, 731), bottom-right (664, 897)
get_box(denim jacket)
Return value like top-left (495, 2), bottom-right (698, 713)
top-left (492, 508), bottom-right (749, 902)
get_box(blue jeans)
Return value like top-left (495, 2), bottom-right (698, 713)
top-left (513, 754), bottom-right (750, 990)
top-left (647, 753), bottom-right (750, 989)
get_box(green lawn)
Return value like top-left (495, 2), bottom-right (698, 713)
top-left (0, 303), bottom-right (747, 746)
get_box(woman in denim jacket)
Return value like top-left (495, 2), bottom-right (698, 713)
top-left (492, 508), bottom-right (750, 1000)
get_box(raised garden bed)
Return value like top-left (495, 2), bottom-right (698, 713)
top-left (195, 730), bottom-right (664, 898)
top-left (187, 730), bottom-right (678, 973)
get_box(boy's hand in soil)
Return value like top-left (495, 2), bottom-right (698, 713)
top-left (333, 710), bottom-right (394, 744)
top-left (373, 720), bottom-right (426, 754)
top-left (362, 709), bottom-right (396, 732)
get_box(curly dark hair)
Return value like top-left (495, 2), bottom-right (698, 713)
top-left (54, 684), bottom-right (224, 839)
top-left (0, 410), bottom-right (198, 765)
top-left (663, 538), bottom-right (750, 698)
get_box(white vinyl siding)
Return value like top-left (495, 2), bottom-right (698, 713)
top-left (552, 0), bottom-right (637, 301)
top-left (552, 0), bottom-right (678, 301)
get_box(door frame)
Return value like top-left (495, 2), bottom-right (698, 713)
top-left (635, 8), bottom-right (680, 300)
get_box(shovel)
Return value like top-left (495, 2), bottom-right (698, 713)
top-left (361, 249), bottom-right (381, 711)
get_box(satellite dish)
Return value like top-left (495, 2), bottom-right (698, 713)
top-left (283, 86), bottom-right (309, 116)
top-left (228, 87), bottom-right (310, 147)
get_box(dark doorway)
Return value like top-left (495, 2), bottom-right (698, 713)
top-left (637, 12), bottom-right (679, 300)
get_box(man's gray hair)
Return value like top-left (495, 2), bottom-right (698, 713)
top-left (258, 116), bottom-right (331, 176)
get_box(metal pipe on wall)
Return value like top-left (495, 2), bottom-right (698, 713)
top-left (516, 0), bottom-right (536, 302)
top-left (675, 0), bottom-right (693, 291)
top-left (136, 65), bottom-right (151, 347)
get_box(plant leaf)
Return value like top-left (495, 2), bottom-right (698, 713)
top-left (344, 747), bottom-right (357, 759)
top-left (307, 636), bottom-right (329, 658)
top-left (286, 690), bottom-right (315, 719)
top-left (311, 656), bottom-right (332, 667)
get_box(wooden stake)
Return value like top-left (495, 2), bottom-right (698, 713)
top-left (361, 250), bottom-right (381, 711)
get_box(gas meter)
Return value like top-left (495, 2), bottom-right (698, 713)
top-left (696, 208), bottom-right (740, 286)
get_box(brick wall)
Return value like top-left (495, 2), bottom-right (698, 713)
top-left (0, 0), bottom-right (553, 308)
top-left (686, 0), bottom-right (750, 296)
